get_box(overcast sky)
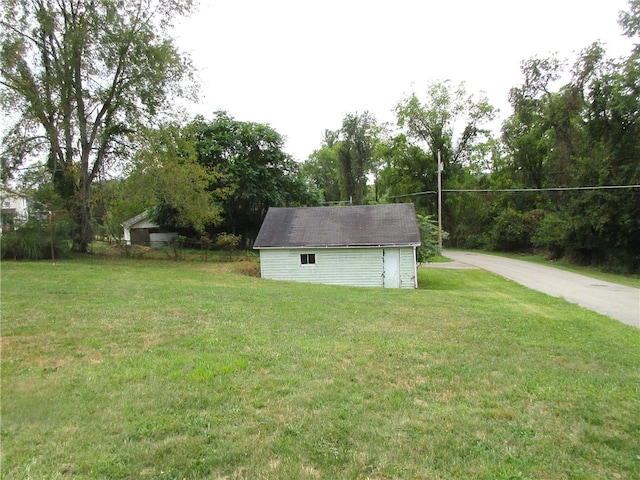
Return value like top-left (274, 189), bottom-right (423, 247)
top-left (173, 0), bottom-right (636, 161)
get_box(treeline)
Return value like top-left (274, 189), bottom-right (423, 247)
top-left (303, 23), bottom-right (640, 272)
top-left (91, 112), bottom-right (321, 249)
top-left (2, 1), bottom-right (638, 271)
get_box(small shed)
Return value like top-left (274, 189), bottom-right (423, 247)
top-left (122, 211), bottom-right (177, 246)
top-left (253, 203), bottom-right (421, 288)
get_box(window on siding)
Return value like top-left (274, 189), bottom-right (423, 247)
top-left (300, 253), bottom-right (316, 265)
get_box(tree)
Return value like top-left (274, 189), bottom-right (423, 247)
top-left (415, 214), bottom-right (445, 262)
top-left (395, 81), bottom-right (496, 176)
top-left (0, 0), bottom-right (195, 252)
top-left (128, 124), bottom-right (223, 235)
top-left (394, 81), bottom-right (496, 240)
top-left (337, 111), bottom-right (376, 205)
top-left (302, 130), bottom-right (342, 204)
top-left (502, 56), bottom-right (564, 190)
top-left (90, 178), bottom-right (148, 242)
top-left (619, 0), bottom-right (640, 53)
top-left (188, 112), bottom-right (320, 246)
top-left (567, 39), bottom-right (640, 269)
top-left (495, 2), bottom-right (640, 270)
top-left (376, 133), bottom-right (434, 210)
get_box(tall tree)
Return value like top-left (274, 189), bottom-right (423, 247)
top-left (127, 124), bottom-right (223, 234)
top-left (0, 0), bottom-right (195, 252)
top-left (337, 112), bottom-right (376, 205)
top-left (619, 0), bottom-right (640, 53)
top-left (570, 41), bottom-right (640, 267)
top-left (501, 56), bottom-right (564, 190)
top-left (376, 133), bottom-right (434, 210)
top-left (188, 112), bottom-right (320, 245)
top-left (395, 81), bottom-right (496, 177)
top-left (394, 81), bottom-right (496, 238)
top-left (303, 130), bottom-right (342, 204)
top-left (495, 2), bottom-right (640, 269)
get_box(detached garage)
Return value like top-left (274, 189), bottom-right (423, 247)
top-left (121, 211), bottom-right (177, 246)
top-left (253, 203), bottom-right (421, 288)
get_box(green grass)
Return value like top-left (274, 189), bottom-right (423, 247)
top-left (2, 258), bottom-right (639, 479)
top-left (424, 254), bottom-right (451, 263)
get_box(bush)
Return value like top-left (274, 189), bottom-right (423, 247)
top-left (463, 233), bottom-right (489, 250)
top-left (216, 232), bottom-right (241, 261)
top-left (168, 235), bottom-right (186, 260)
top-left (1, 218), bottom-right (71, 260)
top-left (488, 208), bottom-right (543, 252)
top-left (416, 214), bottom-right (447, 262)
top-left (532, 212), bottom-right (568, 259)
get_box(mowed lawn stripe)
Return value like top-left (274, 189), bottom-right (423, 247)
top-left (2, 259), bottom-right (639, 479)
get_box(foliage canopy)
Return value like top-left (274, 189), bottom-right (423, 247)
top-left (187, 112), bottom-right (320, 245)
top-left (0, 0), bottom-right (196, 251)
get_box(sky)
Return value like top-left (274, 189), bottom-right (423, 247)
top-left (175, 0), bottom-right (635, 161)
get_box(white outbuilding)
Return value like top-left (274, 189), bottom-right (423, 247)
top-left (253, 203), bottom-right (421, 288)
top-left (121, 211), bottom-right (177, 246)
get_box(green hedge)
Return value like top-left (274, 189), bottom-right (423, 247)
top-left (1, 218), bottom-right (71, 260)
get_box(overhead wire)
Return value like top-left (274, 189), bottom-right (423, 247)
top-left (390, 184), bottom-right (640, 198)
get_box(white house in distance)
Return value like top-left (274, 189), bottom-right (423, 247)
top-left (253, 203), bottom-right (421, 289)
top-left (121, 211), bottom-right (177, 246)
top-left (1, 186), bottom-right (30, 233)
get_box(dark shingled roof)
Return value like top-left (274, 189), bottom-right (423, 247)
top-left (254, 204), bottom-right (421, 248)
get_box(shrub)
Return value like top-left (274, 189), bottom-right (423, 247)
top-left (532, 212), bottom-right (568, 259)
top-left (200, 234), bottom-right (213, 261)
top-left (463, 233), bottom-right (489, 250)
top-left (1, 218), bottom-right (71, 260)
top-left (416, 214), bottom-right (447, 262)
top-left (216, 232), bottom-right (241, 261)
top-left (168, 235), bottom-right (186, 260)
top-left (489, 208), bottom-right (543, 252)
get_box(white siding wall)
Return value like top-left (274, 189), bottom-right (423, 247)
top-left (1, 194), bottom-right (28, 221)
top-left (259, 247), bottom-right (417, 288)
top-left (150, 232), bottom-right (178, 245)
top-left (399, 247), bottom-right (418, 289)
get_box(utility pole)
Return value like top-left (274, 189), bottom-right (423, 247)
top-left (437, 150), bottom-right (443, 249)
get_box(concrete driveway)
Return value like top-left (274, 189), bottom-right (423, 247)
top-left (443, 250), bottom-right (640, 329)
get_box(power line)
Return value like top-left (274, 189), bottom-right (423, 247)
top-left (446, 185), bottom-right (640, 193)
top-left (391, 191), bottom-right (437, 198)
top-left (390, 184), bottom-right (640, 198)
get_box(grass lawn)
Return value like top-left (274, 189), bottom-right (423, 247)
top-left (2, 257), bottom-right (639, 479)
